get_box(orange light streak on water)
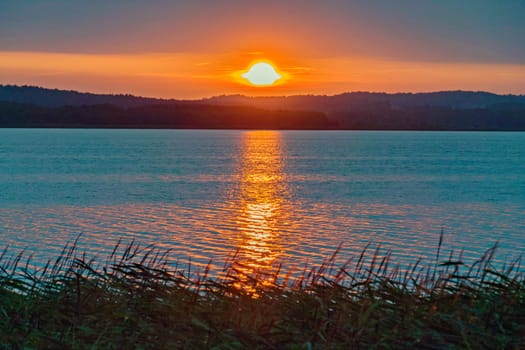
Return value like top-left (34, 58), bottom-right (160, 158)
top-left (229, 131), bottom-right (290, 293)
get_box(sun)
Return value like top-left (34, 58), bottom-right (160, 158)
top-left (233, 60), bottom-right (288, 87)
top-left (242, 62), bottom-right (281, 86)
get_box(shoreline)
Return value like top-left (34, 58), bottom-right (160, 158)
top-left (1, 240), bottom-right (523, 348)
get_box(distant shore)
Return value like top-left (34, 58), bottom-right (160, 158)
top-left (2, 85), bottom-right (525, 130)
top-left (2, 100), bottom-right (525, 130)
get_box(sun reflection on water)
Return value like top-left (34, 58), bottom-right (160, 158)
top-left (229, 131), bottom-right (290, 293)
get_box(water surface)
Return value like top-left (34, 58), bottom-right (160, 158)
top-left (1, 129), bottom-right (524, 277)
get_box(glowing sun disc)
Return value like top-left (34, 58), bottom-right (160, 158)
top-left (242, 62), bottom-right (282, 86)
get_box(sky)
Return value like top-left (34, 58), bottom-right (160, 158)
top-left (1, 0), bottom-right (525, 98)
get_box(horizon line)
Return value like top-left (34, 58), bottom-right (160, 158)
top-left (2, 83), bottom-right (525, 101)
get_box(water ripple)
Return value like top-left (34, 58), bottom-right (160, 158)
top-left (1, 129), bottom-right (524, 279)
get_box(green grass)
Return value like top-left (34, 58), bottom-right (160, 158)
top-left (0, 236), bottom-right (523, 349)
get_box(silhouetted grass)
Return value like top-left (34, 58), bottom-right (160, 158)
top-left (0, 235), bottom-right (523, 349)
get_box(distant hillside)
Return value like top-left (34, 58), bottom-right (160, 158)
top-left (2, 85), bottom-right (525, 111)
top-left (205, 91), bottom-right (525, 113)
top-left (0, 102), bottom-right (335, 130)
top-left (0, 85), bottom-right (180, 108)
top-left (1, 85), bottom-right (525, 130)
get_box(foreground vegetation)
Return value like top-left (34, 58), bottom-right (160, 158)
top-left (0, 238), bottom-right (523, 349)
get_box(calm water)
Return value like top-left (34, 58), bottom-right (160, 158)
top-left (1, 129), bottom-right (524, 278)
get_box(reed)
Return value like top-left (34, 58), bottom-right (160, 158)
top-left (0, 236), bottom-right (523, 349)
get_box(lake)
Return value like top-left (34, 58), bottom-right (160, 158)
top-left (1, 129), bottom-right (524, 278)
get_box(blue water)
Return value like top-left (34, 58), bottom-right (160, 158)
top-left (1, 129), bottom-right (524, 275)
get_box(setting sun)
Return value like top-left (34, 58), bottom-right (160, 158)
top-left (242, 62), bottom-right (281, 86)
top-left (233, 60), bottom-right (289, 88)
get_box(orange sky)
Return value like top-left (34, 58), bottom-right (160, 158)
top-left (2, 51), bottom-right (525, 99)
top-left (1, 2), bottom-right (525, 98)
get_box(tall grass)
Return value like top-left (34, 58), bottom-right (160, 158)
top-left (0, 235), bottom-right (523, 349)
